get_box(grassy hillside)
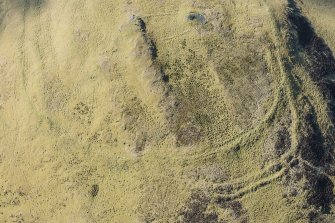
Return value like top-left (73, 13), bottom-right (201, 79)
top-left (0, 0), bottom-right (334, 222)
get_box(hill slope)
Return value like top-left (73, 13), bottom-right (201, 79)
top-left (0, 0), bottom-right (335, 222)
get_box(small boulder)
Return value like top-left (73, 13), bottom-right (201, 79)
top-left (187, 12), bottom-right (206, 24)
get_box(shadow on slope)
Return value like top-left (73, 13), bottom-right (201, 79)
top-left (287, 0), bottom-right (335, 219)
top-left (0, 0), bottom-right (47, 26)
top-left (13, 0), bottom-right (46, 8)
